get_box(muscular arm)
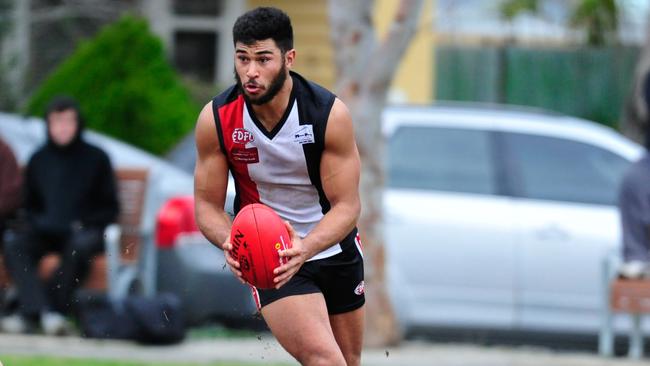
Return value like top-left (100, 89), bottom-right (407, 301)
top-left (194, 102), bottom-right (232, 250)
top-left (275, 98), bottom-right (361, 287)
top-left (302, 98), bottom-right (361, 255)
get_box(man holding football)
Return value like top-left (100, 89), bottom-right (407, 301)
top-left (194, 6), bottom-right (364, 366)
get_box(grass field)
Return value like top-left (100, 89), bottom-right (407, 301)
top-left (0, 355), bottom-right (290, 366)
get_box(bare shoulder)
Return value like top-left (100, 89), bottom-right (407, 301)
top-left (328, 98), bottom-right (352, 124)
top-left (195, 101), bottom-right (219, 154)
top-left (325, 98), bottom-right (355, 144)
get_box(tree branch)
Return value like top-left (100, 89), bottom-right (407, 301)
top-left (328, 0), bottom-right (376, 97)
top-left (366, 0), bottom-right (423, 92)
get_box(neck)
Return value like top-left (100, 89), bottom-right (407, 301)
top-left (250, 75), bottom-right (293, 131)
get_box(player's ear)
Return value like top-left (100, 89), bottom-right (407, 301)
top-left (284, 49), bottom-right (295, 68)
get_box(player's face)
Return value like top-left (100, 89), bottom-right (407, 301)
top-left (48, 109), bottom-right (78, 146)
top-left (234, 39), bottom-right (294, 105)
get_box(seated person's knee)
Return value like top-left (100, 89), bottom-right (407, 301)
top-left (2, 229), bottom-right (23, 253)
top-left (67, 229), bottom-right (104, 257)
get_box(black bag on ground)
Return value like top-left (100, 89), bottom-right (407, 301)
top-left (125, 293), bottom-right (186, 344)
top-left (78, 292), bottom-right (185, 344)
top-left (77, 294), bottom-right (139, 340)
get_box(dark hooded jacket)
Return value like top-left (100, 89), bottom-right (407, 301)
top-left (24, 114), bottom-right (119, 235)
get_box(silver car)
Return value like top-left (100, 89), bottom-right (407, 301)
top-left (382, 104), bottom-right (643, 337)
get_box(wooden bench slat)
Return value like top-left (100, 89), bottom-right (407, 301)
top-left (611, 278), bottom-right (650, 313)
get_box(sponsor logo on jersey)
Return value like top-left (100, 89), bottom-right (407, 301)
top-left (231, 147), bottom-right (259, 164)
top-left (293, 125), bottom-right (315, 144)
top-left (232, 128), bottom-right (255, 144)
top-left (354, 280), bottom-right (365, 295)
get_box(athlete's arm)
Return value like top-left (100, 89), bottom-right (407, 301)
top-left (194, 102), bottom-right (244, 281)
top-left (275, 98), bottom-right (361, 288)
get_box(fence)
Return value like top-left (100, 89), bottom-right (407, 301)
top-left (435, 45), bottom-right (640, 128)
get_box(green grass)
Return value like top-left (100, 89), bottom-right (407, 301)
top-left (187, 324), bottom-right (262, 340)
top-left (0, 355), bottom-right (289, 366)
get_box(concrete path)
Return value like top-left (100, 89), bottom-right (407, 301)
top-left (0, 332), bottom-right (648, 365)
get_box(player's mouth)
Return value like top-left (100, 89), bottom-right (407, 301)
top-left (244, 82), bottom-right (263, 94)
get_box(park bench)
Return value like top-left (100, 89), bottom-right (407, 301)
top-left (599, 256), bottom-right (650, 359)
top-left (0, 167), bottom-right (149, 303)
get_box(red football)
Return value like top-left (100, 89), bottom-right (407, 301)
top-left (229, 203), bottom-right (292, 289)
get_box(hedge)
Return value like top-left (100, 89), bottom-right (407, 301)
top-left (26, 15), bottom-right (199, 155)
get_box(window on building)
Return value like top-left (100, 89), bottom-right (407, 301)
top-left (172, 0), bottom-right (223, 16)
top-left (173, 31), bottom-right (217, 82)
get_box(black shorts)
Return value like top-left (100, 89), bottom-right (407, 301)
top-left (252, 229), bottom-right (365, 315)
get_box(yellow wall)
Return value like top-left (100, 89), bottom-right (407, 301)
top-left (247, 0), bottom-right (335, 88)
top-left (246, 0), bottom-right (433, 103)
top-left (374, 0), bottom-right (433, 104)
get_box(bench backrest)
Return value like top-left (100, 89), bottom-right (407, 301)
top-left (610, 278), bottom-right (650, 313)
top-left (114, 168), bottom-right (149, 261)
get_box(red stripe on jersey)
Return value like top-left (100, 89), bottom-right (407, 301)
top-left (218, 95), bottom-right (260, 206)
top-left (354, 232), bottom-right (364, 257)
top-left (250, 285), bottom-right (261, 311)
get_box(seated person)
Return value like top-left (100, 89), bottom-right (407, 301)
top-left (618, 128), bottom-right (650, 278)
top-left (618, 74), bottom-right (650, 279)
top-left (1, 96), bottom-right (119, 335)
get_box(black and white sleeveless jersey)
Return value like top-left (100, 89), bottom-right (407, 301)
top-left (212, 71), bottom-right (353, 260)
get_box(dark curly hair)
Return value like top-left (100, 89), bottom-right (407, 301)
top-left (232, 7), bottom-right (293, 54)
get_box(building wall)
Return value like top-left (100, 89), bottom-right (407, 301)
top-left (249, 0), bottom-right (433, 103)
top-left (247, 0), bottom-right (335, 89)
top-left (373, 0), bottom-right (433, 104)
top-left (141, 0), bottom-right (434, 102)
top-left (141, 0), bottom-right (244, 87)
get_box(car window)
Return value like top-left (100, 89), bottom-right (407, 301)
top-left (388, 126), bottom-right (496, 194)
top-left (504, 132), bottom-right (630, 205)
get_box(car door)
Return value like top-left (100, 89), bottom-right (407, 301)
top-left (502, 132), bottom-right (632, 333)
top-left (385, 124), bottom-right (518, 330)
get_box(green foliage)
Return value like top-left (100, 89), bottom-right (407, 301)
top-left (499, 0), bottom-right (620, 46)
top-left (570, 0), bottom-right (618, 46)
top-left (26, 15), bottom-right (199, 155)
top-left (500, 0), bottom-right (538, 21)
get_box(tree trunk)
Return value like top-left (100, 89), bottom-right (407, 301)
top-left (0, 0), bottom-right (29, 108)
top-left (328, 0), bottom-right (424, 347)
top-left (620, 10), bottom-right (650, 144)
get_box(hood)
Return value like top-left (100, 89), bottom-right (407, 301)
top-left (44, 96), bottom-right (85, 151)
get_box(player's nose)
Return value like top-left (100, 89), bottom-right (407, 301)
top-left (246, 63), bottom-right (259, 79)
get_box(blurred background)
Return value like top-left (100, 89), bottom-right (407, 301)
top-left (2, 0), bottom-right (650, 364)
top-left (1, 0), bottom-right (648, 152)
